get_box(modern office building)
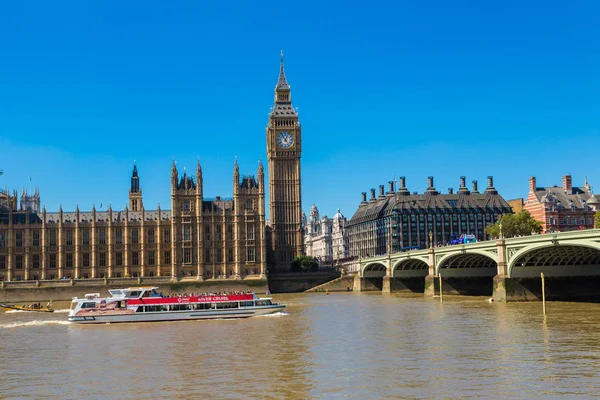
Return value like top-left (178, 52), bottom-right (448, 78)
top-left (347, 176), bottom-right (512, 258)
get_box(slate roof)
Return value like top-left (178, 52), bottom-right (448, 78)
top-left (349, 191), bottom-right (512, 226)
top-left (271, 103), bottom-right (296, 117)
top-left (534, 186), bottom-right (594, 210)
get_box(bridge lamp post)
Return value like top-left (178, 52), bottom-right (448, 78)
top-left (429, 231), bottom-right (433, 249)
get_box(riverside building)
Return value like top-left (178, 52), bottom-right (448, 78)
top-left (524, 175), bottom-right (600, 233)
top-left (303, 205), bottom-right (349, 265)
top-left (347, 176), bottom-right (512, 258)
top-left (0, 162), bottom-right (267, 282)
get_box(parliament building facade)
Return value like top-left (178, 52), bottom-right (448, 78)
top-left (0, 161), bottom-right (266, 281)
top-left (0, 56), bottom-right (303, 280)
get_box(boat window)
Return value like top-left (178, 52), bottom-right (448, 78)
top-left (128, 291), bottom-right (140, 298)
top-left (240, 301), bottom-right (254, 307)
top-left (135, 306), bottom-right (144, 313)
top-left (195, 303), bottom-right (211, 310)
top-left (215, 302), bottom-right (238, 309)
top-left (81, 302), bottom-right (97, 309)
top-left (255, 300), bottom-right (272, 306)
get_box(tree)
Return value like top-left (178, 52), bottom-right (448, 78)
top-left (485, 210), bottom-right (542, 239)
top-left (595, 211), bottom-right (600, 229)
top-left (291, 255), bottom-right (319, 272)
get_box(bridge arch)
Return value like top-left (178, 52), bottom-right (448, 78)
top-left (362, 261), bottom-right (388, 278)
top-left (508, 242), bottom-right (600, 278)
top-left (435, 250), bottom-right (498, 277)
top-left (391, 258), bottom-right (429, 278)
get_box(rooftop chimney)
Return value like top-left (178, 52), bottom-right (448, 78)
top-left (379, 185), bottom-right (385, 197)
top-left (484, 176), bottom-right (498, 195)
top-left (472, 180), bottom-right (479, 193)
top-left (361, 192), bottom-right (367, 205)
top-left (398, 176), bottom-right (410, 195)
top-left (448, 188), bottom-right (453, 194)
top-left (563, 175), bottom-right (572, 194)
top-left (458, 176), bottom-right (470, 194)
top-left (425, 176), bottom-right (439, 195)
top-left (529, 176), bottom-right (536, 193)
top-left (387, 181), bottom-right (394, 194)
top-left (370, 188), bottom-right (376, 201)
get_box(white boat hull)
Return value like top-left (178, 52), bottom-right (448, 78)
top-left (68, 304), bottom-right (285, 324)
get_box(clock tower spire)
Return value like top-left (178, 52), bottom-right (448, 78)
top-left (266, 52), bottom-right (304, 271)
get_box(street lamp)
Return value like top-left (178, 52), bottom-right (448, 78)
top-left (429, 230), bottom-right (433, 249)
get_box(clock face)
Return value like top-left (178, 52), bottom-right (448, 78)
top-left (277, 131), bottom-right (294, 148)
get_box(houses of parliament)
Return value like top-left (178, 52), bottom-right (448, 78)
top-left (0, 56), bottom-right (304, 281)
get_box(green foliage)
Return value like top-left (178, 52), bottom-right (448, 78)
top-left (595, 211), bottom-right (600, 229)
top-left (485, 210), bottom-right (542, 239)
top-left (291, 255), bottom-right (319, 272)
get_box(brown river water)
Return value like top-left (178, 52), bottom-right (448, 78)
top-left (1, 292), bottom-right (600, 399)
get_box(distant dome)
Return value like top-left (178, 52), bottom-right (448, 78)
top-left (333, 208), bottom-right (344, 220)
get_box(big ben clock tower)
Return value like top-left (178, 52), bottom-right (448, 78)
top-left (267, 52), bottom-right (304, 270)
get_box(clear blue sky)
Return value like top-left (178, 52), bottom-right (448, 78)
top-left (1, 1), bottom-right (599, 220)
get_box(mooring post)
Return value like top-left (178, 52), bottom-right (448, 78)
top-left (439, 273), bottom-right (443, 304)
top-left (541, 272), bottom-right (546, 316)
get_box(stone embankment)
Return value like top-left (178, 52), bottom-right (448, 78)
top-left (0, 277), bottom-right (269, 302)
top-left (305, 275), bottom-right (355, 292)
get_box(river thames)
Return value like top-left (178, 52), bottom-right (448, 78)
top-left (1, 292), bottom-right (600, 399)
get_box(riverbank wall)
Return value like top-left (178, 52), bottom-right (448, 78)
top-left (267, 271), bottom-right (340, 293)
top-left (0, 278), bottom-right (269, 302)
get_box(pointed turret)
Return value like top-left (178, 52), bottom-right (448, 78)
top-left (131, 163), bottom-right (140, 193)
top-left (257, 159), bottom-right (264, 189)
top-left (274, 51), bottom-right (292, 104)
top-left (196, 158), bottom-right (202, 184)
top-left (276, 50), bottom-right (290, 90)
top-left (233, 159), bottom-right (240, 195)
top-left (171, 160), bottom-right (178, 188)
top-left (129, 163), bottom-right (143, 211)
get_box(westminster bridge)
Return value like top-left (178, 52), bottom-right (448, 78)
top-left (355, 229), bottom-right (600, 301)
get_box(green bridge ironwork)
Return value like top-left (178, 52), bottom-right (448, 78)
top-left (357, 229), bottom-right (600, 301)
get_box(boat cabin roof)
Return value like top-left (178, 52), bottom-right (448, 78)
top-left (108, 287), bottom-right (159, 299)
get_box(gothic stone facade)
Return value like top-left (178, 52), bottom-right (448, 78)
top-left (266, 53), bottom-right (304, 271)
top-left (0, 161), bottom-right (266, 281)
top-left (347, 176), bottom-right (512, 258)
top-left (524, 175), bottom-right (600, 233)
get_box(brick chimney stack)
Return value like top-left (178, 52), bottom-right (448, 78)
top-left (562, 175), bottom-right (572, 194)
top-left (529, 177), bottom-right (536, 193)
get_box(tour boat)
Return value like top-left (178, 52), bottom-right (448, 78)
top-left (68, 287), bottom-right (285, 324)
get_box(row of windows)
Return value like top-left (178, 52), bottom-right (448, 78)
top-left (0, 251), bottom-right (172, 270)
top-left (0, 228), bottom-right (172, 248)
top-left (548, 217), bottom-right (593, 225)
top-left (0, 246), bottom-right (259, 269)
top-left (0, 224), bottom-right (259, 249)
